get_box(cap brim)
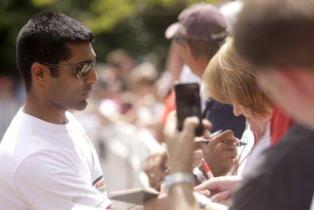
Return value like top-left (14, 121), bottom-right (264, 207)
top-left (165, 23), bottom-right (181, 39)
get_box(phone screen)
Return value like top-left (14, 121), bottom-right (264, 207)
top-left (174, 82), bottom-right (203, 136)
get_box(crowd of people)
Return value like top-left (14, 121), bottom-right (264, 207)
top-left (0, 0), bottom-right (314, 209)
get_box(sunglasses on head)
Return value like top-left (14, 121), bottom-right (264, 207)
top-left (44, 60), bottom-right (96, 79)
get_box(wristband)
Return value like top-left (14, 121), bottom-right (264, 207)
top-left (163, 172), bottom-right (195, 193)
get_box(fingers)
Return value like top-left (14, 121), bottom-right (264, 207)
top-left (194, 176), bottom-right (241, 192)
top-left (214, 130), bottom-right (238, 159)
top-left (182, 117), bottom-right (199, 136)
top-left (227, 159), bottom-right (240, 175)
top-left (194, 179), bottom-right (220, 192)
top-left (194, 181), bottom-right (208, 191)
top-left (167, 117), bottom-right (199, 173)
top-left (202, 119), bottom-right (212, 131)
top-left (195, 189), bottom-right (211, 197)
top-left (203, 139), bottom-right (237, 159)
top-left (221, 146), bottom-right (237, 159)
top-left (183, 119), bottom-right (211, 142)
top-left (199, 137), bottom-right (219, 152)
top-left (143, 153), bottom-right (167, 171)
top-left (218, 129), bottom-right (234, 138)
top-left (216, 130), bottom-right (237, 144)
top-left (211, 190), bottom-right (231, 204)
top-left (143, 153), bottom-right (169, 190)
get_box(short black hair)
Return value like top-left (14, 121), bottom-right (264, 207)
top-left (16, 11), bottom-right (94, 91)
top-left (234, 0), bottom-right (314, 70)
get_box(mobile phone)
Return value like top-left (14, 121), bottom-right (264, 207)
top-left (174, 82), bottom-right (204, 136)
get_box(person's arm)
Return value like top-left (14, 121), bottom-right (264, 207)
top-left (145, 117), bottom-right (229, 210)
top-left (165, 117), bottom-right (202, 210)
top-left (169, 183), bottom-right (199, 210)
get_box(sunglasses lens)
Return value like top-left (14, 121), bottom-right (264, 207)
top-left (75, 63), bottom-right (92, 78)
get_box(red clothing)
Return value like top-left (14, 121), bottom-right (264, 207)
top-left (161, 90), bottom-right (175, 124)
top-left (270, 107), bottom-right (293, 145)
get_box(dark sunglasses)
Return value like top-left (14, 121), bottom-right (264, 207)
top-left (44, 60), bottom-right (96, 79)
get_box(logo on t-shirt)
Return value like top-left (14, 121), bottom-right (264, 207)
top-left (93, 176), bottom-right (106, 193)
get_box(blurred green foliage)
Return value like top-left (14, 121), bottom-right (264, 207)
top-left (0, 0), bottom-right (220, 77)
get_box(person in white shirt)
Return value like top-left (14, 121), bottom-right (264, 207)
top-left (0, 11), bottom-right (111, 210)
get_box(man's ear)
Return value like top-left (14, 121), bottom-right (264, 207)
top-left (31, 63), bottom-right (51, 87)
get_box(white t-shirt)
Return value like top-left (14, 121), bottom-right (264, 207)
top-left (311, 195), bottom-right (314, 210)
top-left (236, 123), bottom-right (271, 176)
top-left (0, 108), bottom-right (111, 210)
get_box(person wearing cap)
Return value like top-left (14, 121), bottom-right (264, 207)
top-left (165, 3), bottom-right (245, 138)
top-left (166, 3), bottom-right (245, 177)
top-left (143, 4), bottom-right (246, 195)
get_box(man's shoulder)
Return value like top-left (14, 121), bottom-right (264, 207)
top-left (0, 110), bottom-right (34, 166)
top-left (247, 124), bottom-right (314, 179)
top-left (265, 124), bottom-right (314, 166)
top-left (231, 124), bottom-right (314, 210)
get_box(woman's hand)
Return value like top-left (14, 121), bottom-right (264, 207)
top-left (200, 130), bottom-right (239, 176)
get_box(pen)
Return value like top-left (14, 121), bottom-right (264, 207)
top-left (195, 139), bottom-right (247, 146)
top-left (194, 130), bottom-right (247, 146)
top-left (201, 159), bottom-right (214, 178)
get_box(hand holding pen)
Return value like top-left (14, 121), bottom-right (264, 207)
top-left (196, 129), bottom-right (242, 176)
top-left (195, 130), bottom-right (247, 147)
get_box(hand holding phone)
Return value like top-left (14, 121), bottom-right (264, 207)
top-left (174, 82), bottom-right (204, 136)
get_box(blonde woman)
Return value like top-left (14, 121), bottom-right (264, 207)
top-left (202, 38), bottom-right (273, 176)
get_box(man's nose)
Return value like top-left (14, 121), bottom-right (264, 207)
top-left (85, 68), bottom-right (98, 85)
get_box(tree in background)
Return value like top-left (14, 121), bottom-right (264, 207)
top-left (0, 0), bottom-right (220, 78)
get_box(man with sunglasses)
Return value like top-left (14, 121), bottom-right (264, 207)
top-left (0, 12), bottom-right (112, 209)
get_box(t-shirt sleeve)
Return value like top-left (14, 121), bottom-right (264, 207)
top-left (14, 151), bottom-right (111, 210)
top-left (90, 143), bottom-right (108, 195)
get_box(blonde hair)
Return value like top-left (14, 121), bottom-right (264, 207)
top-left (203, 38), bottom-right (272, 115)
